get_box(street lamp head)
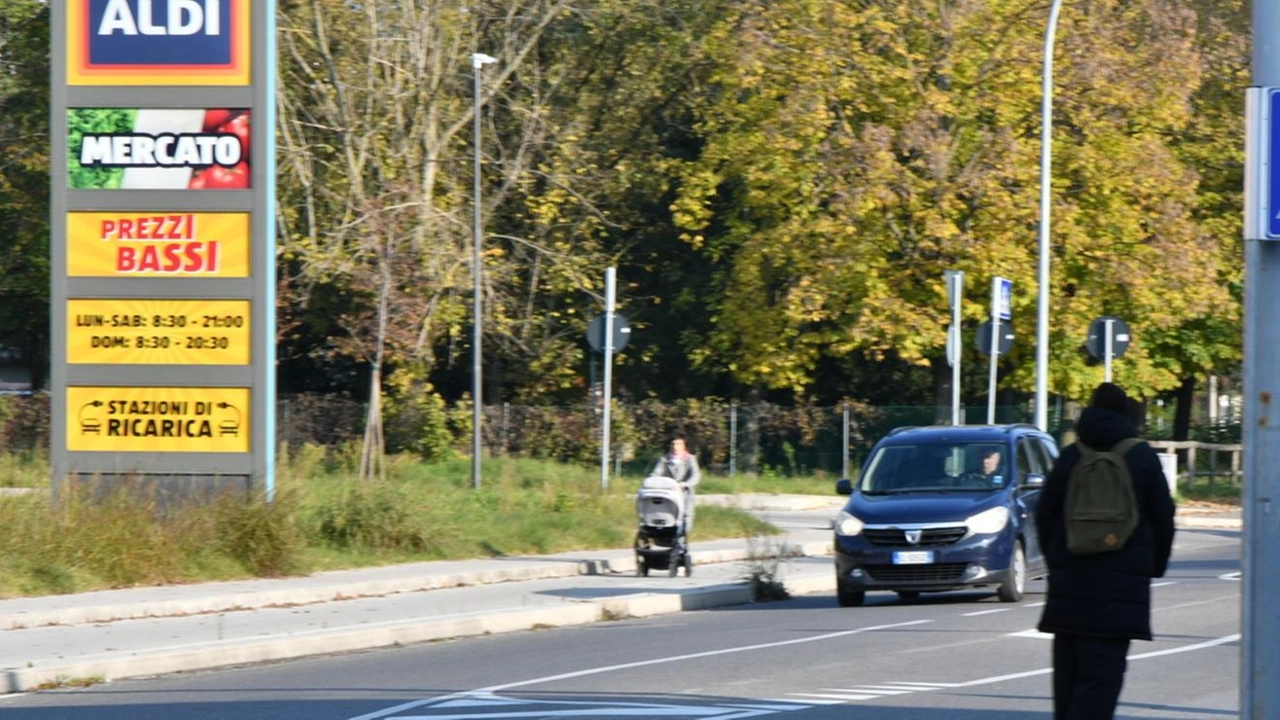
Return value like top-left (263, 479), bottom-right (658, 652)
top-left (471, 53), bottom-right (498, 69)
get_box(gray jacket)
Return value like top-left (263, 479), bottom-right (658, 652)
top-left (652, 453), bottom-right (700, 487)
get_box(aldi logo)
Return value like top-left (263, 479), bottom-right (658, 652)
top-left (67, 0), bottom-right (250, 86)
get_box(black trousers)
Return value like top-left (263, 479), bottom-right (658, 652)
top-left (1052, 633), bottom-right (1131, 719)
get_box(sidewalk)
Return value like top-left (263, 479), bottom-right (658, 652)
top-left (0, 495), bottom-right (1238, 694)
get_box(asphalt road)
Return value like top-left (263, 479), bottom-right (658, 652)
top-left (0, 526), bottom-right (1241, 719)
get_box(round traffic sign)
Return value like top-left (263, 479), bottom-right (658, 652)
top-left (975, 320), bottom-right (1015, 356)
top-left (587, 313), bottom-right (631, 353)
top-left (1086, 316), bottom-right (1130, 360)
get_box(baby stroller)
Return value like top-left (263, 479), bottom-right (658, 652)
top-left (634, 475), bottom-right (693, 577)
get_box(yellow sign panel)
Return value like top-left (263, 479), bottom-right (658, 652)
top-left (67, 212), bottom-right (249, 277)
top-left (68, 299), bottom-right (250, 365)
top-left (67, 386), bottom-right (250, 453)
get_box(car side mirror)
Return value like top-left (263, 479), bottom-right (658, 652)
top-left (1022, 473), bottom-right (1045, 488)
top-left (836, 478), bottom-right (854, 496)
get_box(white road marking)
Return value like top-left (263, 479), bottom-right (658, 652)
top-left (1128, 634), bottom-right (1240, 660)
top-left (1151, 581), bottom-right (1178, 588)
top-left (347, 620), bottom-right (932, 720)
top-left (788, 693), bottom-right (879, 702)
top-left (1154, 595), bottom-right (1238, 614)
top-left (827, 686), bottom-right (916, 695)
top-left (786, 633), bottom-right (1243, 707)
top-left (1009, 629), bottom-right (1053, 639)
top-left (962, 608), bottom-right (1012, 616)
top-left (388, 692), bottom-right (790, 718)
top-left (957, 634), bottom-right (1241, 688)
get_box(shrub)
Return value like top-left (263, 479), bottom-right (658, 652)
top-left (213, 490), bottom-right (303, 576)
top-left (312, 482), bottom-right (431, 552)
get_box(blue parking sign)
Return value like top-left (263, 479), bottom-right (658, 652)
top-left (1270, 89), bottom-right (1280, 238)
top-left (993, 277), bottom-right (1012, 321)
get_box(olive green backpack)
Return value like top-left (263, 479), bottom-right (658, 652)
top-left (1064, 438), bottom-right (1143, 555)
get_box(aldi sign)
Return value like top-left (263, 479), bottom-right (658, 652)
top-left (67, 0), bottom-right (250, 86)
top-left (51, 0), bottom-right (275, 498)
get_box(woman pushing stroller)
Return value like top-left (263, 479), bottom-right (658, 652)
top-left (634, 433), bottom-right (701, 576)
top-left (651, 433), bottom-right (700, 531)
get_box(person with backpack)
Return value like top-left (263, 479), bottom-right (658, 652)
top-left (1035, 382), bottom-right (1177, 719)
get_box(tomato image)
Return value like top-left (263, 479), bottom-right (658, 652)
top-left (202, 109), bottom-right (235, 132)
top-left (188, 109), bottom-right (252, 189)
top-left (204, 162), bottom-right (250, 189)
top-left (189, 163), bottom-right (249, 190)
top-left (219, 113), bottom-right (251, 161)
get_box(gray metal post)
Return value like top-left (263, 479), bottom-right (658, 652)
top-left (600, 268), bottom-right (616, 490)
top-left (1035, 0), bottom-right (1065, 431)
top-left (987, 279), bottom-right (1001, 425)
top-left (842, 404), bottom-right (850, 480)
top-left (946, 270), bottom-right (964, 426)
top-left (1104, 317), bottom-right (1114, 383)
top-left (471, 53), bottom-right (496, 490)
top-left (1242, 3), bottom-right (1280, 711)
top-left (729, 403), bottom-right (738, 476)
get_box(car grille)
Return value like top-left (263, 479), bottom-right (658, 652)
top-left (865, 563), bottom-right (968, 583)
top-left (862, 527), bottom-right (968, 547)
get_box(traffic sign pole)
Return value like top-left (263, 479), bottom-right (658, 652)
top-left (1242, 2), bottom-right (1280, 711)
top-left (1104, 317), bottom-right (1114, 382)
top-left (946, 270), bottom-right (964, 426)
top-left (600, 268), bottom-right (616, 491)
top-left (988, 277), bottom-right (1012, 424)
top-left (987, 313), bottom-right (999, 424)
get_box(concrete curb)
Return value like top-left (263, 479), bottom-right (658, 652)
top-left (0, 540), bottom-right (836, 631)
top-left (0, 562), bottom-right (592, 631)
top-left (1, 575), bottom-right (831, 694)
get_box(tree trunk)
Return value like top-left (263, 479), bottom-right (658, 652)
top-left (360, 366), bottom-right (385, 481)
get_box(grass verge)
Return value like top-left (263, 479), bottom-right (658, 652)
top-left (0, 452), bottom-right (779, 598)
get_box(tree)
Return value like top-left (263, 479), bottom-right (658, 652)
top-left (0, 2), bottom-right (50, 388)
top-left (672, 0), bottom-right (1235, 408)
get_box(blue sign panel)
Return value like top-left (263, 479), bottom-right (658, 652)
top-left (995, 277), bottom-right (1013, 321)
top-left (88, 0), bottom-right (233, 67)
top-left (1270, 89), bottom-right (1280, 238)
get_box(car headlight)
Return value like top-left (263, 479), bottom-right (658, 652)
top-left (966, 506), bottom-right (1010, 535)
top-left (834, 511), bottom-right (865, 537)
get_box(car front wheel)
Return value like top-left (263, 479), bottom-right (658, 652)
top-left (997, 541), bottom-right (1026, 603)
top-left (837, 578), bottom-right (865, 607)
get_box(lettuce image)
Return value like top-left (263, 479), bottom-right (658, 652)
top-left (67, 108), bottom-right (137, 189)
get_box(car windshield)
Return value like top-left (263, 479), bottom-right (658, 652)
top-left (858, 441), bottom-right (1008, 493)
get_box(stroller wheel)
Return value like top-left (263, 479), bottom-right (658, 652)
top-left (636, 556), bottom-right (649, 577)
top-left (668, 558), bottom-right (680, 577)
top-left (683, 554), bottom-right (693, 577)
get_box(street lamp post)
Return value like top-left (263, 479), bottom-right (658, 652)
top-left (1035, 0), bottom-right (1064, 432)
top-left (471, 52), bottom-right (496, 491)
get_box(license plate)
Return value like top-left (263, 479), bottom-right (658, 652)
top-left (892, 550), bottom-right (934, 565)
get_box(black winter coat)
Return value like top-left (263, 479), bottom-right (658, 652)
top-left (1035, 407), bottom-right (1177, 640)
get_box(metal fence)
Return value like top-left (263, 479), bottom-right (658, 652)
top-left (10, 392), bottom-right (1234, 488)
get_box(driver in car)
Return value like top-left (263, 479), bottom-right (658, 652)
top-left (960, 448), bottom-right (1004, 486)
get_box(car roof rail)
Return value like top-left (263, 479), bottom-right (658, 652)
top-left (886, 426), bottom-right (919, 436)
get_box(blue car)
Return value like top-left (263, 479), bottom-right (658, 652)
top-left (833, 424), bottom-right (1059, 606)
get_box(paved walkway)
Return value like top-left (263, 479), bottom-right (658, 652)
top-left (0, 495), bottom-right (1239, 694)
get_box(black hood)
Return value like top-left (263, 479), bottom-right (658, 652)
top-left (1075, 406), bottom-right (1138, 450)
